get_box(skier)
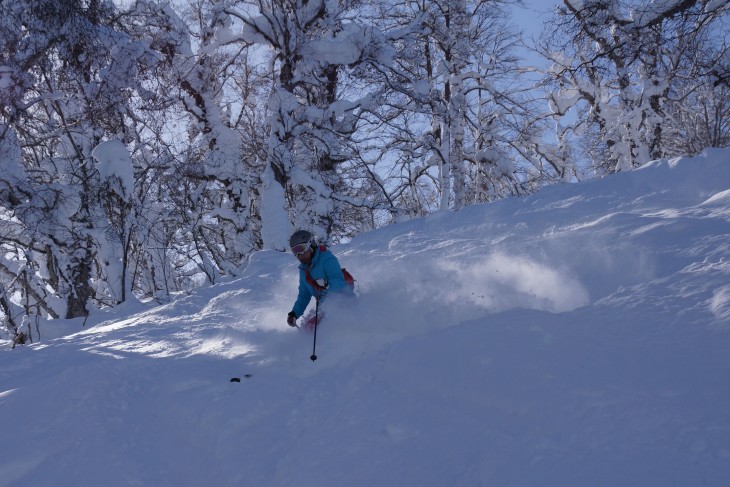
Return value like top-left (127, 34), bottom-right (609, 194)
top-left (287, 230), bottom-right (353, 329)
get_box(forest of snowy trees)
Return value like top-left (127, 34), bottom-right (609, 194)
top-left (1, 0), bottom-right (728, 341)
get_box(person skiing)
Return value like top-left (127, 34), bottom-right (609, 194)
top-left (287, 230), bottom-right (353, 329)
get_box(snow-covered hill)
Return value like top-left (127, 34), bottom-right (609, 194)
top-left (2, 149), bottom-right (730, 487)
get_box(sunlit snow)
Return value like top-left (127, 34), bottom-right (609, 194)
top-left (1, 149), bottom-right (729, 486)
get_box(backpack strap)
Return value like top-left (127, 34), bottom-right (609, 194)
top-left (305, 269), bottom-right (327, 293)
top-left (305, 245), bottom-right (328, 293)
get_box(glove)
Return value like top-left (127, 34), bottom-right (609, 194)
top-left (287, 311), bottom-right (298, 327)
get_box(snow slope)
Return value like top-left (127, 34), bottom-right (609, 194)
top-left (2, 149), bottom-right (730, 487)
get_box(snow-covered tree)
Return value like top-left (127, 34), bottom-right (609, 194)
top-left (218, 0), bottom-right (393, 246)
top-left (541, 0), bottom-right (730, 174)
top-left (132, 0), bottom-right (263, 283)
top-left (2, 1), bottom-right (180, 320)
top-left (0, 0), bottom-right (128, 319)
top-left (347, 0), bottom-right (557, 221)
top-left (664, 81), bottom-right (730, 156)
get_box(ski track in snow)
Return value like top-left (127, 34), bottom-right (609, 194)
top-left (1, 150), bottom-right (730, 486)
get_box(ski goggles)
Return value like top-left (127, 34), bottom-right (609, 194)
top-left (291, 243), bottom-right (310, 256)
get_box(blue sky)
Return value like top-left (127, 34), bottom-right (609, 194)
top-left (511, 0), bottom-right (561, 67)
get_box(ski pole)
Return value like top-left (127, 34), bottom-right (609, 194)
top-left (310, 297), bottom-right (319, 361)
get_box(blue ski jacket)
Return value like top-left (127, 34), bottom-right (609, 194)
top-left (291, 245), bottom-right (352, 318)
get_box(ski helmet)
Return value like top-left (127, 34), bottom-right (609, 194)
top-left (289, 230), bottom-right (314, 249)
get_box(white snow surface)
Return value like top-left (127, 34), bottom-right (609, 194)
top-left (2, 149), bottom-right (730, 486)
